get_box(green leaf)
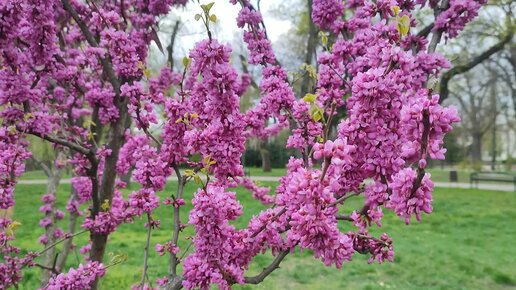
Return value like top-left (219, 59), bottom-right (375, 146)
top-left (184, 169), bottom-right (196, 177)
top-left (309, 104), bottom-right (324, 122)
top-left (391, 5), bottom-right (400, 16)
top-left (319, 31), bottom-right (328, 47)
top-left (304, 93), bottom-right (317, 103)
top-left (101, 199), bottom-right (110, 211)
top-left (194, 14), bottom-right (202, 21)
top-left (5, 221), bottom-right (21, 237)
top-left (182, 56), bottom-right (191, 68)
top-left (206, 2), bottom-right (215, 11)
top-left (190, 153), bottom-right (202, 162)
top-left (396, 15), bottom-right (410, 37)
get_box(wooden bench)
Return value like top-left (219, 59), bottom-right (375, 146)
top-left (470, 172), bottom-right (516, 191)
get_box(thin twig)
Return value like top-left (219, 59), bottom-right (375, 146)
top-left (140, 213), bottom-right (153, 290)
top-left (170, 164), bottom-right (185, 276)
top-left (39, 229), bottom-right (88, 255)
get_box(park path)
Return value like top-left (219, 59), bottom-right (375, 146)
top-left (17, 176), bottom-right (515, 192)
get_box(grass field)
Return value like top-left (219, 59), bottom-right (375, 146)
top-left (10, 180), bottom-right (516, 289)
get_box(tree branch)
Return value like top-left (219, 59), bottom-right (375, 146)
top-left (439, 28), bottom-right (514, 102)
top-left (39, 229), bottom-right (89, 255)
top-left (27, 131), bottom-right (91, 156)
top-left (61, 0), bottom-right (121, 96)
top-left (140, 214), bottom-right (153, 290)
top-left (30, 155), bottom-right (52, 177)
top-left (170, 165), bottom-right (185, 276)
top-left (167, 21), bottom-right (181, 69)
top-left (244, 250), bottom-right (290, 284)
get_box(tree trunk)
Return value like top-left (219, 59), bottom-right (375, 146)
top-left (471, 132), bottom-right (483, 164)
top-left (300, 0), bottom-right (318, 97)
top-left (89, 91), bottom-right (129, 290)
top-left (259, 140), bottom-right (271, 172)
top-left (40, 156), bottom-right (65, 286)
top-left (120, 170), bottom-right (132, 188)
top-left (491, 125), bottom-right (496, 171)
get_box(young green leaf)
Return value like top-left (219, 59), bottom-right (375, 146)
top-left (304, 93), bottom-right (317, 103)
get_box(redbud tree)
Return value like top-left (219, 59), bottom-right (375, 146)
top-left (0, 0), bottom-right (483, 289)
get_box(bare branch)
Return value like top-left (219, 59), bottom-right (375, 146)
top-left (167, 21), bottom-right (181, 69)
top-left (39, 229), bottom-right (89, 256)
top-left (26, 130), bottom-right (91, 156)
top-left (335, 214), bottom-right (354, 221)
top-left (170, 165), bottom-right (186, 276)
top-left (439, 27), bottom-right (514, 102)
top-left (140, 214), bottom-right (153, 290)
top-left (30, 155), bottom-right (51, 177)
top-left (244, 250), bottom-right (290, 284)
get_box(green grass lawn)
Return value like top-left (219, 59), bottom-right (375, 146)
top-left (10, 180), bottom-right (516, 289)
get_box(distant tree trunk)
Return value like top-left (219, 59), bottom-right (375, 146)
top-left (300, 0), bottom-right (318, 97)
top-left (40, 152), bottom-right (65, 286)
top-left (259, 140), bottom-right (271, 172)
top-left (56, 186), bottom-right (80, 271)
top-left (491, 126), bottom-right (496, 171)
top-left (490, 82), bottom-right (497, 171)
top-left (120, 171), bottom-right (132, 187)
top-left (471, 132), bottom-right (483, 163)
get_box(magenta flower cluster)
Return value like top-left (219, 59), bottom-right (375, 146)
top-left (46, 261), bottom-right (106, 290)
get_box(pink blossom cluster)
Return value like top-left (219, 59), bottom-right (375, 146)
top-left (287, 99), bottom-right (325, 151)
top-left (352, 232), bottom-right (394, 264)
top-left (386, 168), bottom-right (434, 224)
top-left (0, 129), bottom-right (30, 209)
top-left (245, 66), bottom-right (296, 138)
top-left (82, 189), bottom-right (129, 234)
top-left (434, 0), bottom-right (487, 39)
top-left (276, 158), bottom-right (354, 268)
top-left (401, 94), bottom-right (461, 161)
top-left (183, 39), bottom-right (246, 180)
top-left (312, 0), bottom-right (345, 32)
top-left (183, 185), bottom-right (244, 289)
top-left (232, 2), bottom-right (296, 138)
top-left (122, 83), bottom-right (158, 130)
top-left (155, 241), bottom-right (180, 256)
top-left (38, 194), bottom-right (65, 245)
top-left (46, 261), bottom-right (106, 290)
top-left (235, 177), bottom-right (274, 205)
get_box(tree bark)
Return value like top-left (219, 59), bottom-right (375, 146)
top-left (300, 0), bottom-right (318, 98)
top-left (471, 132), bottom-right (483, 163)
top-left (259, 140), bottom-right (271, 172)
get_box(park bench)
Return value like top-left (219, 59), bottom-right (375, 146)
top-left (470, 172), bottom-right (516, 191)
